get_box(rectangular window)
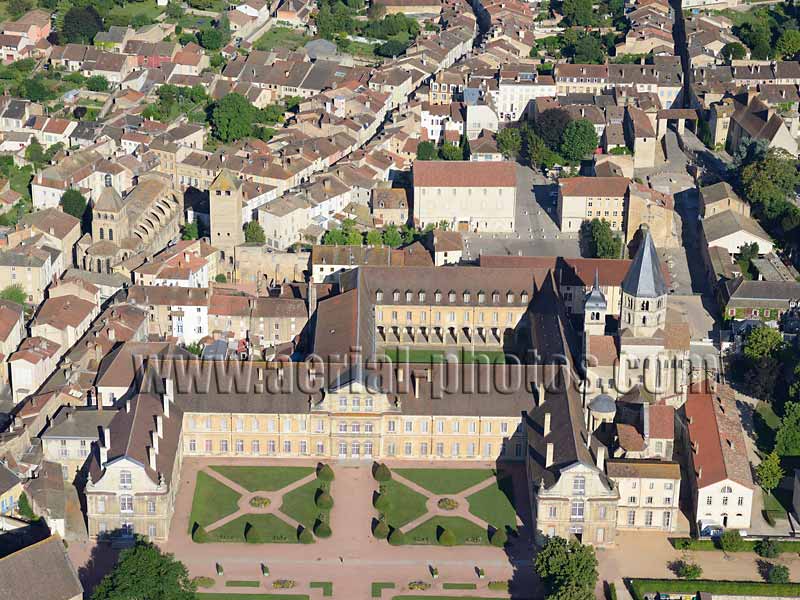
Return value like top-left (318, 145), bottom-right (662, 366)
top-left (645, 511), bottom-right (653, 526)
top-left (220, 440), bottom-right (228, 452)
top-left (283, 440), bottom-right (291, 453)
top-left (252, 440), bottom-right (260, 454)
top-left (205, 440), bottom-right (212, 453)
top-left (627, 510), bottom-right (635, 526)
top-left (436, 443), bottom-right (444, 457)
top-left (120, 496), bottom-right (133, 512)
top-left (268, 440), bottom-right (276, 454)
top-left (548, 506), bottom-right (557, 519)
top-left (420, 442), bottom-right (428, 455)
top-left (147, 500), bottom-right (156, 514)
top-left (404, 421), bottom-right (413, 433)
top-left (404, 442), bottom-right (412, 456)
top-left (300, 440), bottom-right (307, 454)
top-left (388, 421), bottom-right (396, 433)
top-left (663, 511), bottom-right (671, 528)
top-left (570, 500), bottom-right (584, 520)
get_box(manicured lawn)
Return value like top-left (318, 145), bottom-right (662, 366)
top-left (394, 468), bottom-right (493, 495)
top-left (630, 579), bottom-right (800, 600)
top-left (405, 516), bottom-right (488, 545)
top-left (392, 596), bottom-right (500, 599)
top-left (197, 595), bottom-right (310, 599)
top-left (378, 479), bottom-right (428, 528)
top-left (280, 480), bottom-right (330, 531)
top-left (467, 476), bottom-right (517, 533)
top-left (210, 466), bottom-right (313, 492)
top-left (207, 513), bottom-right (298, 543)
top-left (225, 580), bottom-right (260, 587)
top-left (310, 582), bottom-right (333, 596)
top-left (107, 0), bottom-right (163, 22)
top-left (372, 582), bottom-right (396, 598)
top-left (380, 348), bottom-right (507, 364)
top-left (255, 26), bottom-right (311, 52)
top-left (442, 583), bottom-right (477, 590)
top-left (188, 471), bottom-right (241, 531)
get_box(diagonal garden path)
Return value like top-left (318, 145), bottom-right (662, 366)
top-left (203, 468), bottom-right (317, 533)
top-left (393, 471), bottom-right (497, 533)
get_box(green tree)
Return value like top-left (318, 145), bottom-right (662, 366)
top-left (675, 560), bottom-right (702, 580)
top-left (776, 402), bottom-right (800, 456)
top-left (16, 492), bottom-right (36, 520)
top-left (322, 227), bottom-right (347, 245)
top-left (244, 221), bottom-right (266, 244)
top-left (211, 93), bottom-right (256, 142)
top-left (736, 241), bottom-right (759, 278)
top-left (738, 20), bottom-right (772, 60)
top-left (382, 225), bottom-right (402, 248)
top-left (373, 463), bottom-right (392, 481)
top-left (166, 1), bottom-right (183, 18)
top-left (199, 27), bottom-right (223, 50)
top-left (60, 189), bottom-right (87, 220)
top-left (776, 30), bottom-right (800, 60)
top-left (534, 536), bottom-right (598, 597)
top-left (214, 274), bottom-right (227, 283)
top-left (496, 128), bottom-right (521, 159)
top-left (525, 128), bottom-right (560, 170)
top-left (92, 539), bottom-right (196, 600)
top-left (587, 219), bottom-right (621, 258)
top-left (562, 0), bottom-right (593, 25)
top-left (8, 0), bottom-right (34, 18)
top-left (743, 326), bottom-right (783, 361)
top-left (62, 6), bottom-right (103, 44)
top-left (366, 230), bottom-right (383, 246)
top-left (721, 42), bottom-right (747, 62)
top-left (17, 77), bottom-right (52, 103)
top-left (741, 149), bottom-right (800, 209)
top-left (572, 34), bottom-right (604, 64)
top-left (535, 108), bottom-right (572, 151)
top-left (416, 141), bottom-right (437, 160)
top-left (756, 450), bottom-right (784, 494)
top-left (719, 529), bottom-right (746, 552)
top-left (86, 75), bottom-right (109, 92)
top-left (439, 143), bottom-right (463, 161)
top-left (0, 285), bottom-right (26, 305)
top-left (560, 119), bottom-right (598, 161)
top-left (181, 221), bottom-right (199, 240)
top-left (24, 138), bottom-right (46, 169)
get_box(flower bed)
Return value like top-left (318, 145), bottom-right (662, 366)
top-left (437, 498), bottom-right (459, 510)
top-left (249, 496), bottom-right (271, 508)
top-left (408, 581), bottom-right (431, 591)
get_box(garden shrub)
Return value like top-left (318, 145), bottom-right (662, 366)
top-left (491, 527), bottom-right (508, 547)
top-left (756, 539), bottom-right (781, 558)
top-left (388, 528), bottom-right (405, 545)
top-left (437, 498), bottom-right (458, 510)
top-left (298, 528), bottom-right (314, 544)
top-left (373, 519), bottom-right (390, 539)
top-left (192, 576), bottom-right (214, 588)
top-left (273, 579), bottom-right (296, 589)
top-left (768, 564), bottom-right (790, 584)
top-left (438, 529), bottom-right (456, 546)
top-left (676, 560), bottom-right (703, 580)
top-left (374, 463), bottom-right (392, 482)
top-left (314, 520), bottom-right (332, 538)
top-left (719, 530), bottom-right (746, 553)
top-left (408, 581), bottom-right (431, 590)
top-left (317, 463), bottom-right (334, 481)
top-left (315, 489), bottom-right (334, 509)
top-left (374, 493), bottom-right (391, 512)
top-left (191, 522), bottom-right (210, 543)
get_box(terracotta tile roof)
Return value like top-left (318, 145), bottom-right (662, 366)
top-left (587, 335), bottom-right (618, 366)
top-left (413, 160), bottom-right (516, 187)
top-left (617, 422), bottom-right (645, 451)
top-left (606, 458), bottom-right (680, 479)
top-left (648, 404), bottom-right (674, 439)
top-left (33, 295), bottom-right (95, 330)
top-left (559, 176), bottom-right (631, 198)
top-left (686, 384), bottom-right (754, 489)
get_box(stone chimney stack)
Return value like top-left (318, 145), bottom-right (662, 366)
top-left (545, 442), bottom-right (554, 468)
top-left (156, 415), bottom-right (163, 439)
top-left (544, 412), bottom-right (551, 437)
top-left (596, 445), bottom-right (606, 472)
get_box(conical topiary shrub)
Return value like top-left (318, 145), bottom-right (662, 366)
top-left (438, 529), bottom-right (456, 546)
top-left (317, 464), bottom-right (335, 481)
top-left (192, 522), bottom-right (210, 543)
top-left (314, 520), bottom-right (332, 538)
top-left (373, 493), bottom-right (391, 512)
top-left (373, 463), bottom-right (392, 482)
top-left (298, 527), bottom-right (314, 544)
top-left (315, 489), bottom-right (334, 509)
top-left (373, 519), bottom-right (390, 539)
top-left (387, 528), bottom-right (405, 546)
top-left (490, 527), bottom-right (507, 547)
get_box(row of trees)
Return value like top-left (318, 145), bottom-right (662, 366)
top-left (322, 219), bottom-right (446, 247)
top-left (416, 138), bottom-right (471, 161)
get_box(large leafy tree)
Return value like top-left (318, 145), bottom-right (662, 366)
top-left (741, 149), bottom-right (800, 210)
top-left (776, 402), bottom-right (800, 456)
top-left (86, 75), bottom-right (109, 92)
top-left (776, 29), bottom-right (800, 60)
top-left (62, 6), bottom-right (103, 44)
top-left (92, 539), bottom-right (196, 600)
top-left (561, 0), bottom-right (593, 26)
top-left (439, 143), bottom-right (463, 161)
top-left (587, 218), bottom-right (621, 258)
top-left (60, 189), bottom-right (87, 220)
top-left (211, 93), bottom-right (256, 143)
top-left (572, 35), bottom-right (604, 64)
top-left (738, 20), bottom-right (772, 60)
top-left (534, 108), bottom-right (572, 151)
top-left (0, 285), bottom-right (27, 305)
top-left (756, 450), bottom-right (784, 493)
top-left (721, 42), bottom-right (747, 62)
top-left (744, 326), bottom-right (783, 361)
top-left (535, 536), bottom-right (598, 598)
top-left (382, 225), bottom-right (402, 248)
top-left (560, 119), bottom-right (598, 161)
top-left (416, 141), bottom-right (437, 161)
top-left (496, 128), bottom-right (521, 159)
top-left (244, 221), bottom-right (266, 244)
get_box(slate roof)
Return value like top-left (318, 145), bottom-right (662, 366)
top-left (621, 229), bottom-right (667, 298)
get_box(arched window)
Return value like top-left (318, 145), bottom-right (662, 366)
top-left (721, 485), bottom-right (732, 494)
top-left (642, 316), bottom-right (647, 325)
top-left (104, 173), bottom-right (112, 187)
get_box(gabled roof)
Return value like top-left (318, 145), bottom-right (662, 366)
top-left (621, 228), bottom-right (667, 298)
top-left (0, 536), bottom-right (83, 600)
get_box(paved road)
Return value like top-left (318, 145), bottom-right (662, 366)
top-left (462, 164), bottom-right (581, 261)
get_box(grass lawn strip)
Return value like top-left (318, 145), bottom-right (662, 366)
top-left (379, 479), bottom-right (428, 528)
top-left (630, 579), bottom-right (800, 600)
top-left (210, 466), bottom-right (313, 492)
top-left (392, 596), bottom-right (501, 599)
top-left (255, 26), bottom-right (311, 51)
top-left (309, 582), bottom-right (333, 596)
top-left (466, 477), bottom-right (517, 533)
top-left (188, 471), bottom-right (241, 532)
top-left (208, 513), bottom-right (297, 543)
top-left (394, 468), bottom-right (493, 495)
top-left (442, 583), bottom-right (478, 590)
top-left (405, 516), bottom-right (488, 545)
top-left (225, 581), bottom-right (260, 587)
top-left (197, 595), bottom-right (310, 599)
top-left (280, 480), bottom-right (329, 530)
top-left (372, 582), bottom-right (396, 598)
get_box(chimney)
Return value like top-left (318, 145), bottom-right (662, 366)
top-left (535, 382), bottom-right (545, 406)
top-left (545, 442), bottom-right (554, 467)
top-left (596, 445), bottom-right (605, 471)
top-left (101, 427), bottom-right (111, 464)
top-left (125, 397), bottom-right (131, 413)
top-left (543, 412), bottom-right (551, 437)
top-left (148, 446), bottom-right (157, 471)
top-left (107, 327), bottom-right (115, 342)
top-left (156, 414), bottom-right (163, 438)
top-left (151, 430), bottom-right (159, 455)
top-left (163, 378), bottom-right (174, 417)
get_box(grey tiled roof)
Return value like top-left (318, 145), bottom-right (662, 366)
top-left (622, 229), bottom-right (667, 298)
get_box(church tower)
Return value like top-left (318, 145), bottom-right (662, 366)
top-left (209, 169), bottom-right (244, 273)
top-left (620, 226), bottom-right (667, 337)
top-left (583, 269), bottom-right (607, 336)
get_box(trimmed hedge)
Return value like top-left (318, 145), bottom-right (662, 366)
top-left (317, 464), bottom-right (335, 481)
top-left (630, 578), bottom-right (800, 600)
top-left (315, 490), bottom-right (334, 509)
top-left (374, 463), bottom-right (392, 482)
top-left (298, 528), bottom-right (314, 544)
top-left (670, 537), bottom-right (800, 553)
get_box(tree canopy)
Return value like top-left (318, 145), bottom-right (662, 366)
top-left (535, 108), bottom-right (572, 152)
top-left (92, 539), bottom-right (196, 600)
top-left (560, 119), bottom-right (598, 161)
top-left (756, 450), bottom-right (784, 493)
top-left (86, 75), bottom-right (109, 92)
top-left (416, 141), bottom-right (437, 161)
top-left (535, 536), bottom-right (598, 598)
top-left (586, 219), bottom-right (621, 258)
top-left (744, 326), bottom-right (784, 361)
top-left (60, 189), bottom-right (87, 220)
top-left (496, 128), bottom-right (522, 159)
top-left (62, 6), bottom-right (103, 44)
top-left (211, 93), bottom-right (256, 143)
top-left (776, 402), bottom-right (800, 456)
top-left (181, 221), bottom-right (199, 241)
top-left (561, 0), bottom-right (593, 26)
top-left (244, 221), bottom-right (266, 244)
top-left (721, 42), bottom-right (747, 62)
top-left (0, 285), bottom-right (27, 305)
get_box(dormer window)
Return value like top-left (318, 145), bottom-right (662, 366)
top-left (419, 291), bottom-right (425, 302)
top-left (478, 291), bottom-right (485, 304)
top-left (448, 290), bottom-right (456, 303)
top-left (463, 291), bottom-right (470, 303)
top-left (376, 290), bottom-right (383, 302)
top-left (393, 290), bottom-right (400, 302)
top-left (492, 291), bottom-right (500, 303)
top-left (405, 290), bottom-right (412, 302)
top-left (507, 291), bottom-right (514, 303)
top-left (434, 290), bottom-right (442, 303)
top-left (521, 292), bottom-right (529, 304)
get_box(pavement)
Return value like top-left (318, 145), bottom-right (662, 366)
top-left (462, 163), bottom-right (581, 261)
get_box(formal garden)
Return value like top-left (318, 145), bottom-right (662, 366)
top-left (188, 463), bottom-right (335, 544)
top-left (370, 463), bottom-right (519, 546)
